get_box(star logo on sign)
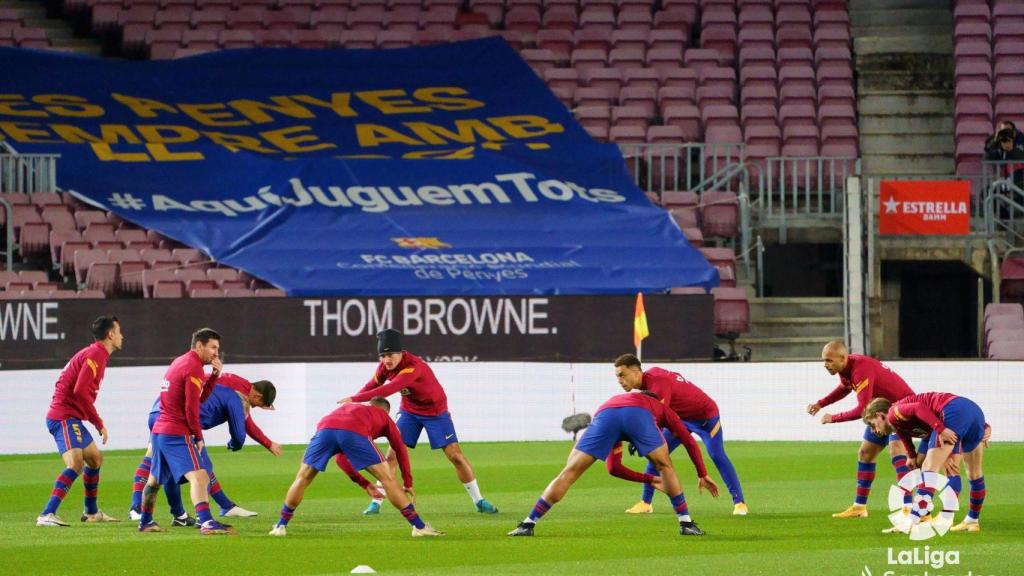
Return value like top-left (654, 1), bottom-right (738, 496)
top-left (884, 197), bottom-right (900, 214)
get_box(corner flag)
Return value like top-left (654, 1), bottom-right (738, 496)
top-left (634, 292), bottom-right (649, 358)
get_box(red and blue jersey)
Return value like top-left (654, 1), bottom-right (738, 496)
top-left (149, 383), bottom-right (260, 450)
top-left (318, 403), bottom-right (413, 488)
top-left (887, 392), bottom-right (958, 457)
top-left (818, 354), bottom-right (915, 423)
top-left (351, 352), bottom-right (448, 416)
top-left (640, 367), bottom-right (719, 421)
top-left (596, 392), bottom-right (708, 478)
top-left (213, 373), bottom-right (274, 450)
top-left (152, 351), bottom-right (216, 441)
top-left (46, 342), bottom-right (110, 431)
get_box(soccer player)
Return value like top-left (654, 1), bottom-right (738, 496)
top-left (507, 390), bottom-right (719, 537)
top-left (269, 396), bottom-right (443, 537)
top-left (128, 372), bottom-right (280, 523)
top-left (37, 316), bottom-right (123, 527)
top-left (338, 329), bottom-right (497, 515)
top-left (613, 354), bottom-right (748, 516)
top-left (138, 328), bottom-right (232, 535)
top-left (862, 392), bottom-right (989, 533)
top-left (808, 340), bottom-right (915, 518)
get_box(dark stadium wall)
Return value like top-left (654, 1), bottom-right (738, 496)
top-left (0, 294), bottom-right (714, 369)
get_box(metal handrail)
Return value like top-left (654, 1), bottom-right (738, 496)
top-left (983, 179), bottom-right (1024, 246)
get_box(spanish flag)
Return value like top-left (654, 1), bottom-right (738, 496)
top-left (633, 292), bottom-right (650, 351)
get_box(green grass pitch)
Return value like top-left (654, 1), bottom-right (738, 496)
top-left (2, 441), bottom-right (1021, 575)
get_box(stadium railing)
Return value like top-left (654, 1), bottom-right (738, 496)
top-left (617, 141), bottom-right (745, 195)
top-left (0, 146), bottom-right (59, 194)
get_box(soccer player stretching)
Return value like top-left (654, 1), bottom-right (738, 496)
top-left (338, 329), bottom-right (497, 515)
top-left (508, 391), bottom-right (719, 537)
top-left (138, 328), bottom-right (232, 535)
top-left (37, 316), bottom-right (123, 527)
top-left (270, 397), bottom-right (443, 537)
top-left (614, 354), bottom-right (748, 516)
top-left (808, 340), bottom-right (915, 518)
top-left (129, 373), bottom-right (279, 524)
top-left (862, 392), bottom-right (989, 533)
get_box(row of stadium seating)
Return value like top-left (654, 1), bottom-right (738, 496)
top-left (60, 0), bottom-right (857, 162)
top-left (0, 9), bottom-right (54, 48)
top-left (0, 191), bottom-right (284, 297)
top-left (952, 0), bottom-right (1024, 176)
top-left (983, 302), bottom-right (1024, 359)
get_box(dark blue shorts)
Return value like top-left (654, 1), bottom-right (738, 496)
top-left (918, 436), bottom-right (962, 457)
top-left (929, 397), bottom-right (986, 454)
top-left (303, 428), bottom-right (385, 472)
top-left (151, 433), bottom-right (204, 485)
top-left (395, 410), bottom-right (458, 450)
top-left (46, 418), bottom-right (93, 454)
top-left (575, 407), bottom-right (666, 461)
top-left (862, 426), bottom-right (900, 447)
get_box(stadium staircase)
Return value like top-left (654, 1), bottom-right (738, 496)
top-left (741, 295), bottom-right (843, 360)
top-left (852, 0), bottom-right (954, 178)
top-left (0, 0), bottom-right (101, 53)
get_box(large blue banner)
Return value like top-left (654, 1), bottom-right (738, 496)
top-left (0, 39), bottom-right (718, 295)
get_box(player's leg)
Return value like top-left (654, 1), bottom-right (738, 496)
top-left (910, 437), bottom-right (956, 526)
top-left (442, 441), bottom-right (498, 513)
top-left (138, 474), bottom-right (164, 532)
top-left (953, 446), bottom-right (984, 532)
top-left (832, 429), bottom-right (885, 518)
top-left (645, 443), bottom-right (704, 535)
top-left (199, 446), bottom-right (252, 518)
top-left (425, 411), bottom-right (496, 513)
top-left (509, 408), bottom-right (621, 536)
top-left (628, 427), bottom-right (679, 513)
top-left (162, 479), bottom-right (192, 525)
top-left (38, 419), bottom-right (87, 526)
top-left (271, 463), bottom-right (319, 535)
top-left (508, 448), bottom-right (596, 536)
top-left (128, 444), bottom-right (154, 520)
top-left (948, 399), bottom-right (987, 532)
top-left (365, 410), bottom-right (423, 515)
top-left (696, 417), bottom-right (746, 512)
top-left (79, 439), bottom-right (116, 522)
top-left (365, 461), bottom-right (441, 536)
top-left (183, 467), bottom-right (229, 534)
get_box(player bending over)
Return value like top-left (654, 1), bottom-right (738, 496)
top-left (138, 328), bottom-right (232, 535)
top-left (508, 391), bottom-right (719, 537)
top-left (863, 392), bottom-right (989, 533)
top-left (614, 354), bottom-right (747, 516)
top-left (129, 373), bottom-right (279, 524)
top-left (270, 397), bottom-right (442, 537)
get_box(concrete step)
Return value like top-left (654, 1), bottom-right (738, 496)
top-left (859, 115), bottom-right (953, 135)
top-left (855, 35), bottom-right (953, 56)
top-left (860, 153), bottom-right (954, 176)
top-left (749, 297), bottom-right (844, 319)
top-left (850, 8), bottom-right (951, 28)
top-left (736, 336), bottom-right (842, 361)
top-left (747, 316), bottom-right (845, 338)
top-left (858, 71), bottom-right (953, 92)
top-left (852, 24), bottom-right (952, 39)
top-left (850, 0), bottom-right (949, 10)
top-left (859, 133), bottom-right (954, 155)
top-left (858, 93), bottom-right (953, 116)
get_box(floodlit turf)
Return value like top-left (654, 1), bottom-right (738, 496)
top-left (1, 441), bottom-right (1022, 575)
